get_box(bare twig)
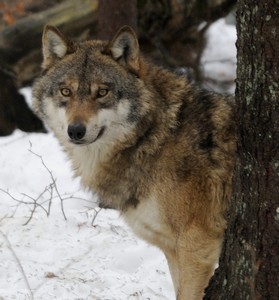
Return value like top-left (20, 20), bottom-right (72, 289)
top-left (0, 143), bottom-right (94, 225)
top-left (0, 214), bottom-right (8, 224)
top-left (28, 142), bottom-right (67, 221)
top-left (0, 230), bottom-right (33, 300)
top-left (202, 58), bottom-right (236, 64)
top-left (0, 142), bottom-right (67, 224)
top-left (91, 208), bottom-right (102, 226)
top-left (0, 133), bottom-right (28, 147)
top-left (79, 206), bottom-right (102, 226)
top-left (0, 187), bottom-right (52, 226)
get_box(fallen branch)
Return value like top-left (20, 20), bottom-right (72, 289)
top-left (28, 142), bottom-right (67, 221)
top-left (80, 206), bottom-right (102, 227)
top-left (91, 207), bottom-right (102, 226)
top-left (0, 0), bottom-right (98, 84)
top-left (0, 184), bottom-right (54, 225)
top-left (0, 230), bottom-right (33, 300)
top-left (0, 143), bottom-right (67, 224)
top-left (0, 143), bottom-right (98, 225)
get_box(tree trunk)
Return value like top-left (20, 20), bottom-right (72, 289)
top-left (204, 1), bottom-right (279, 299)
top-left (97, 0), bottom-right (137, 39)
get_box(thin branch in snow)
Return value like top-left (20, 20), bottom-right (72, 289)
top-left (0, 133), bottom-right (28, 147)
top-left (0, 162), bottom-right (59, 225)
top-left (0, 230), bottom-right (33, 300)
top-left (28, 182), bottom-right (56, 217)
top-left (202, 58), bottom-right (236, 64)
top-left (79, 206), bottom-right (102, 226)
top-left (57, 193), bottom-right (93, 204)
top-left (0, 143), bottom-right (93, 225)
top-left (0, 187), bottom-right (52, 226)
top-left (0, 214), bottom-right (8, 224)
top-left (0, 200), bottom-right (22, 223)
top-left (28, 142), bottom-right (67, 221)
top-left (91, 207), bottom-right (102, 226)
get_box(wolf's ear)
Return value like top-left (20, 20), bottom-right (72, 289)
top-left (106, 26), bottom-right (140, 75)
top-left (42, 25), bottom-right (75, 69)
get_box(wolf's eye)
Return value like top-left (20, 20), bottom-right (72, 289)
top-left (60, 88), bottom-right (71, 97)
top-left (97, 88), bottom-right (108, 98)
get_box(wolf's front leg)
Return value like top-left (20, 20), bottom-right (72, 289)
top-left (174, 227), bottom-right (223, 300)
top-left (165, 248), bottom-right (179, 296)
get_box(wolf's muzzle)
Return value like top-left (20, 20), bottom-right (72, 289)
top-left (68, 122), bottom-right (86, 141)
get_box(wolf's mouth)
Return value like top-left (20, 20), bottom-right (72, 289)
top-left (92, 126), bottom-right (106, 143)
top-left (70, 126), bottom-right (106, 145)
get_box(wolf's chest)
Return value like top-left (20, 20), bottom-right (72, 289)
top-left (123, 197), bottom-right (173, 249)
top-left (70, 144), bottom-right (109, 187)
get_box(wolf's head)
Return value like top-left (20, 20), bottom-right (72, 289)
top-left (33, 26), bottom-right (154, 148)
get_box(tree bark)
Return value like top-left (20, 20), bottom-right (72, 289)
top-left (97, 0), bottom-right (137, 39)
top-left (204, 1), bottom-right (279, 299)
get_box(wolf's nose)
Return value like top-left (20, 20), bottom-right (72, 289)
top-left (67, 123), bottom-right (86, 140)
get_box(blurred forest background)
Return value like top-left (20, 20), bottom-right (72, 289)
top-left (0, 0), bottom-right (236, 136)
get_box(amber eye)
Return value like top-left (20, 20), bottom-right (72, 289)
top-left (97, 88), bottom-right (108, 98)
top-left (60, 88), bottom-right (71, 97)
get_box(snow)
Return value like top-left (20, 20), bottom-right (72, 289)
top-left (201, 18), bottom-right (237, 94)
top-left (0, 19), bottom-right (236, 300)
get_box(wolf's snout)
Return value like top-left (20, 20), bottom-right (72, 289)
top-left (67, 122), bottom-right (86, 141)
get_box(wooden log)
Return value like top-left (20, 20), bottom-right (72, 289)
top-left (0, 0), bottom-right (98, 84)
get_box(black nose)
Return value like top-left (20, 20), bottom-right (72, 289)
top-left (67, 123), bottom-right (86, 140)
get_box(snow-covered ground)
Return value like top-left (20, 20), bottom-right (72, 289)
top-left (0, 19), bottom-right (236, 300)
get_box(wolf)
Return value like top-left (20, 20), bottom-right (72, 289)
top-left (32, 25), bottom-right (236, 299)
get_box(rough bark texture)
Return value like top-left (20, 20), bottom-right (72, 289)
top-left (97, 0), bottom-right (137, 39)
top-left (204, 1), bottom-right (279, 299)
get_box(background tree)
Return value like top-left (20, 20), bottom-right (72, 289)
top-left (97, 0), bottom-right (137, 39)
top-left (204, 1), bottom-right (279, 299)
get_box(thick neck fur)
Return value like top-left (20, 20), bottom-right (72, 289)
top-left (130, 58), bottom-right (189, 152)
